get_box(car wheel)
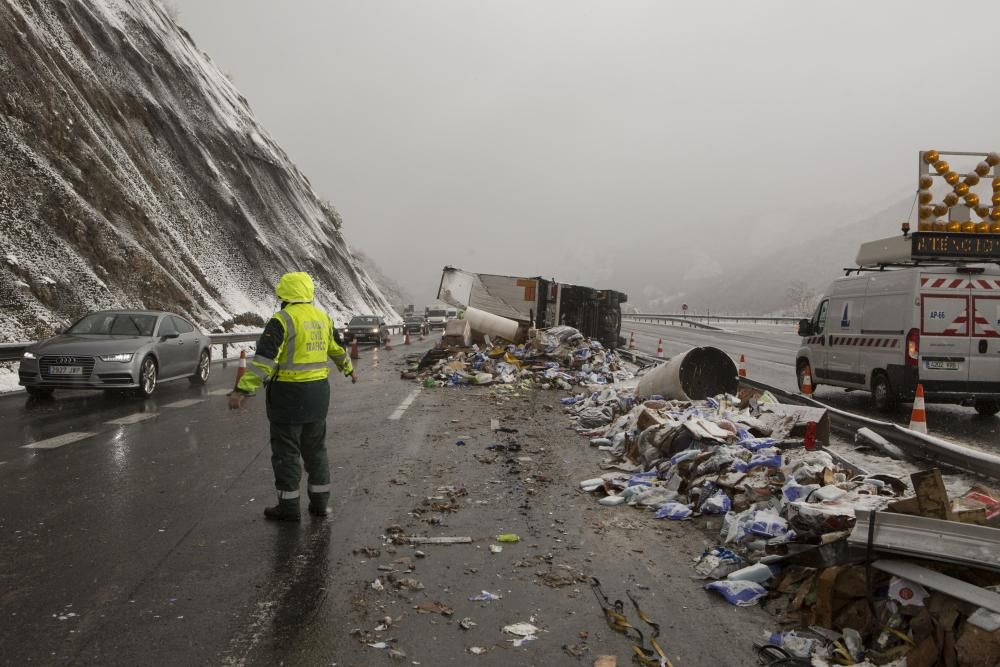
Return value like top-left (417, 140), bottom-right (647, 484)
top-left (189, 349), bottom-right (211, 385)
top-left (871, 372), bottom-right (897, 413)
top-left (25, 386), bottom-right (54, 399)
top-left (137, 356), bottom-right (158, 398)
top-left (974, 398), bottom-right (1000, 417)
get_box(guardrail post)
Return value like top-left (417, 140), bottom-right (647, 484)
top-left (222, 343), bottom-right (229, 359)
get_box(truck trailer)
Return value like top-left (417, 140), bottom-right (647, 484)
top-left (437, 267), bottom-right (627, 348)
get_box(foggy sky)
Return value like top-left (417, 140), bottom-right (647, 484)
top-left (170, 0), bottom-right (1000, 307)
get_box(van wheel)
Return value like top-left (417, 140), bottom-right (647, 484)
top-left (871, 372), bottom-right (897, 413)
top-left (974, 398), bottom-right (1000, 417)
top-left (796, 360), bottom-right (816, 392)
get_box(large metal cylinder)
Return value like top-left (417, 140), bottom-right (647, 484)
top-left (636, 346), bottom-right (738, 400)
top-left (464, 306), bottom-right (521, 342)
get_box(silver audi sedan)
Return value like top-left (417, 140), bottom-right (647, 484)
top-left (18, 310), bottom-right (212, 399)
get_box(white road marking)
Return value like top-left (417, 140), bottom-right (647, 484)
top-left (105, 412), bottom-right (159, 426)
top-left (22, 432), bottom-right (98, 450)
top-left (208, 388), bottom-right (232, 396)
top-left (389, 389), bottom-right (421, 421)
top-left (162, 399), bottom-right (205, 408)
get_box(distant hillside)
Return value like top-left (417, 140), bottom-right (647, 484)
top-left (655, 198), bottom-right (914, 315)
top-left (0, 0), bottom-right (398, 340)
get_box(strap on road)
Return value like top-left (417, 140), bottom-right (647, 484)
top-left (589, 577), bottom-right (673, 667)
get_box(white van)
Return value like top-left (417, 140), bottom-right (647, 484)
top-left (796, 265), bottom-right (1000, 415)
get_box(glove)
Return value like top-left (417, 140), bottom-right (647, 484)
top-left (228, 390), bottom-right (248, 411)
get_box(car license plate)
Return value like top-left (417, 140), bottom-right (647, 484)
top-left (925, 360), bottom-right (959, 371)
top-left (50, 366), bottom-right (83, 375)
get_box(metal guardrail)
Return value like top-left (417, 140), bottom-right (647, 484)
top-left (740, 377), bottom-right (1000, 483)
top-left (0, 324), bottom-right (409, 363)
top-left (615, 349), bottom-right (1000, 483)
top-left (0, 333), bottom-right (263, 363)
top-left (627, 312), bottom-right (802, 325)
top-left (622, 315), bottom-right (722, 331)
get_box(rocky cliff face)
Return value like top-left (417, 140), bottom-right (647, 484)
top-left (0, 0), bottom-right (397, 340)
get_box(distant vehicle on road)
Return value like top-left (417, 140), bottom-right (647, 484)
top-left (403, 314), bottom-right (426, 334)
top-left (18, 310), bottom-right (211, 399)
top-left (446, 307), bottom-right (458, 320)
top-left (345, 315), bottom-right (389, 345)
top-left (425, 306), bottom-right (449, 330)
top-left (798, 262), bottom-right (1000, 415)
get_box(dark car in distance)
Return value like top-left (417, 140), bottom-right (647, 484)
top-left (344, 315), bottom-right (389, 345)
top-left (404, 315), bottom-right (426, 334)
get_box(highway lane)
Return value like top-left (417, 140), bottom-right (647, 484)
top-left (0, 337), bottom-right (770, 665)
top-left (622, 319), bottom-right (1000, 454)
top-left (0, 342), bottom-right (429, 664)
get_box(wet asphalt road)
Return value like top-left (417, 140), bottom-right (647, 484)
top-left (624, 319), bottom-right (1000, 453)
top-left (1, 339), bottom-right (773, 666)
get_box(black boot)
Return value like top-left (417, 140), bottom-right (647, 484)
top-left (308, 492), bottom-right (331, 517)
top-left (264, 498), bottom-right (301, 522)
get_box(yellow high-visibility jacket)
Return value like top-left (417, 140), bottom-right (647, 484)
top-left (238, 272), bottom-right (353, 395)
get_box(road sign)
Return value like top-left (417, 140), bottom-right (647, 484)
top-left (682, 304), bottom-right (688, 312)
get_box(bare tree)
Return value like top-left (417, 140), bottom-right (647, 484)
top-left (785, 280), bottom-right (816, 314)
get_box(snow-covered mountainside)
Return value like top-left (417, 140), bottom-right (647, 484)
top-left (0, 0), bottom-right (398, 341)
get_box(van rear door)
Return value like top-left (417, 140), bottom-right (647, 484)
top-left (919, 274), bottom-right (972, 390)
top-left (969, 278), bottom-right (1000, 390)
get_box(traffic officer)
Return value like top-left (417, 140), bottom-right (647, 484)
top-left (228, 272), bottom-right (357, 521)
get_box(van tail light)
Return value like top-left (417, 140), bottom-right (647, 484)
top-left (905, 328), bottom-right (920, 367)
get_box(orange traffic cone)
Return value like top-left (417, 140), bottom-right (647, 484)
top-left (385, 334), bottom-right (393, 351)
top-left (800, 366), bottom-right (813, 396)
top-left (404, 330), bottom-right (411, 345)
top-left (350, 338), bottom-right (360, 360)
top-left (738, 354), bottom-right (747, 378)
top-left (656, 338), bottom-right (664, 358)
top-left (909, 384), bottom-right (928, 434)
top-left (628, 332), bottom-right (636, 350)
top-left (234, 349), bottom-right (247, 387)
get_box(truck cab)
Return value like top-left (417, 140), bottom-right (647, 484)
top-left (425, 306), bottom-right (449, 330)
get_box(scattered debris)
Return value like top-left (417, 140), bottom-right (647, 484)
top-left (496, 533), bottom-right (520, 543)
top-left (406, 326), bottom-right (630, 389)
top-left (489, 544), bottom-right (503, 554)
top-left (468, 646), bottom-right (487, 655)
top-left (401, 536), bottom-right (473, 545)
top-left (459, 617), bottom-right (477, 630)
top-left (415, 601), bottom-right (455, 617)
top-left (468, 591), bottom-right (502, 602)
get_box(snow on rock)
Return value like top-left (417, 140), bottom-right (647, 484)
top-left (0, 0), bottom-right (399, 342)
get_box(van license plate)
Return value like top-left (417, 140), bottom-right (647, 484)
top-left (50, 366), bottom-right (83, 375)
top-left (925, 360), bottom-right (959, 371)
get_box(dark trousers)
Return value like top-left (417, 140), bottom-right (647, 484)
top-left (269, 420), bottom-right (329, 496)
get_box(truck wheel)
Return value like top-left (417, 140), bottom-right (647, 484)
top-left (974, 398), bottom-right (1000, 417)
top-left (871, 372), bottom-right (898, 413)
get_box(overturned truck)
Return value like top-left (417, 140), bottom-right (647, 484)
top-left (437, 266), bottom-right (627, 348)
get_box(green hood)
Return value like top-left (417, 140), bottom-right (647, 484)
top-left (275, 272), bottom-right (315, 303)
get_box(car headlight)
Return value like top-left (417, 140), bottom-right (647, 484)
top-left (22, 351), bottom-right (36, 360)
top-left (100, 353), bottom-right (134, 363)
top-left (371, 328), bottom-right (379, 333)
